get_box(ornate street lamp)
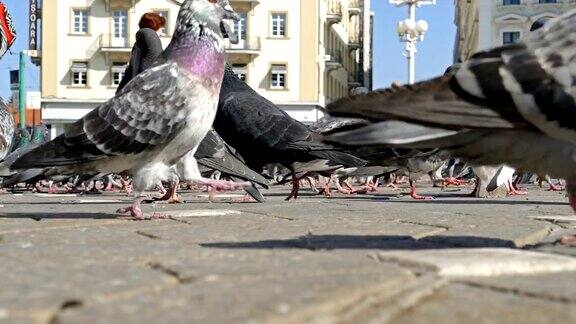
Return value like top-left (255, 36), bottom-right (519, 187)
top-left (389, 0), bottom-right (435, 84)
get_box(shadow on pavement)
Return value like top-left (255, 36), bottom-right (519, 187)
top-left (201, 234), bottom-right (518, 250)
top-left (0, 213), bottom-right (118, 220)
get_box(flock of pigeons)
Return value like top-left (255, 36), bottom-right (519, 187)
top-left (0, 0), bottom-right (573, 223)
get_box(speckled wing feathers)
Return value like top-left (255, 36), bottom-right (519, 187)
top-left (12, 62), bottom-right (198, 169)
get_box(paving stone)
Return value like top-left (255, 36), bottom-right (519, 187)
top-left (392, 283), bottom-right (576, 324)
top-left (377, 248), bottom-right (576, 277)
top-left (463, 271), bottom-right (576, 304)
top-left (0, 185), bottom-right (575, 323)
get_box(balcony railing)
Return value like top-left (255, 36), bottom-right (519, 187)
top-left (327, 0), bottom-right (343, 17)
top-left (349, 32), bottom-right (361, 46)
top-left (326, 49), bottom-right (344, 67)
top-left (224, 37), bottom-right (261, 54)
top-left (348, 70), bottom-right (364, 87)
top-left (99, 34), bottom-right (132, 51)
top-left (349, 0), bottom-right (362, 13)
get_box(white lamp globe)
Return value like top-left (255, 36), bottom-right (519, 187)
top-left (416, 19), bottom-right (429, 33)
top-left (403, 18), bottom-right (416, 32)
top-left (396, 21), bottom-right (406, 35)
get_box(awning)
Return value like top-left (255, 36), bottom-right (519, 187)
top-left (71, 62), bottom-right (88, 73)
top-left (111, 63), bottom-right (128, 73)
top-left (271, 64), bottom-right (287, 74)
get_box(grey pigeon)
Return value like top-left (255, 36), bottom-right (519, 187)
top-left (324, 9), bottom-right (576, 212)
top-left (11, 0), bottom-right (240, 220)
top-left (214, 65), bottom-right (366, 200)
top-left (315, 116), bottom-right (447, 198)
top-left (0, 99), bottom-right (15, 161)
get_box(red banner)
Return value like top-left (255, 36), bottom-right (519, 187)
top-left (0, 1), bottom-right (16, 60)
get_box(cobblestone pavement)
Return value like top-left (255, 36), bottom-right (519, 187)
top-left (0, 184), bottom-right (575, 323)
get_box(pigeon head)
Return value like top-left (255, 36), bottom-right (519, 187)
top-left (174, 0), bottom-right (239, 43)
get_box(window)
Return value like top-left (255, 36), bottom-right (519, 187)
top-left (112, 10), bottom-right (128, 47)
top-left (232, 64), bottom-right (248, 82)
top-left (539, 0), bottom-right (556, 3)
top-left (271, 13), bottom-right (286, 37)
top-left (503, 0), bottom-right (520, 5)
top-left (233, 13), bottom-right (248, 42)
top-left (155, 10), bottom-right (169, 36)
top-left (71, 62), bottom-right (88, 86)
top-left (270, 64), bottom-right (287, 89)
top-left (503, 31), bottom-right (521, 45)
top-left (111, 62), bottom-right (128, 86)
top-left (72, 9), bottom-right (88, 34)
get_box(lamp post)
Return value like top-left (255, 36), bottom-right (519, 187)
top-left (389, 0), bottom-right (435, 84)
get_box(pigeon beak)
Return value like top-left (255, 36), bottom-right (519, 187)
top-left (220, 20), bottom-right (239, 44)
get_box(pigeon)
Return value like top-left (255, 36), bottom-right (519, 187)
top-left (324, 9), bottom-right (576, 213)
top-left (315, 116), bottom-right (450, 198)
top-left (214, 65), bottom-right (366, 200)
top-left (0, 99), bottom-right (15, 161)
top-left (10, 0), bottom-right (240, 220)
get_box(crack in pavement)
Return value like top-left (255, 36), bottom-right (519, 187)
top-left (397, 221), bottom-right (450, 232)
top-left (147, 261), bottom-right (196, 284)
top-left (47, 299), bottom-right (84, 324)
top-left (240, 209), bottom-right (296, 221)
top-left (136, 230), bottom-right (161, 240)
top-left (263, 274), bottom-right (447, 324)
top-left (457, 281), bottom-right (576, 305)
top-left (369, 253), bottom-right (439, 276)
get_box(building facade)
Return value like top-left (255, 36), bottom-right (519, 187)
top-left (454, 0), bottom-right (573, 61)
top-left (34, 0), bottom-right (372, 138)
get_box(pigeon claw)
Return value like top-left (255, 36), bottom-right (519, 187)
top-left (116, 205), bottom-right (167, 221)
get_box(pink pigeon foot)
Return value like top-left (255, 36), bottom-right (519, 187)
top-left (116, 201), bottom-right (167, 220)
top-left (443, 177), bottom-right (467, 187)
top-left (507, 185), bottom-right (528, 196)
top-left (232, 194), bottom-right (256, 203)
top-left (286, 176), bottom-right (300, 201)
top-left (409, 182), bottom-right (433, 200)
top-left (548, 183), bottom-right (565, 192)
top-left (559, 235), bottom-right (576, 246)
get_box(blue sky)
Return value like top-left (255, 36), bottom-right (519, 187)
top-left (373, 0), bottom-right (456, 88)
top-left (0, 0), bottom-right (456, 99)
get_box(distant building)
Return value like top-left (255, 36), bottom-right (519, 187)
top-left (454, 0), bottom-right (573, 61)
top-left (34, 0), bottom-right (373, 138)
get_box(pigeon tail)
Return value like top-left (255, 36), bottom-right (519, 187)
top-left (197, 153), bottom-right (269, 189)
top-left (326, 76), bottom-right (525, 130)
top-left (307, 150), bottom-right (366, 168)
top-left (11, 134), bottom-right (102, 170)
top-left (1, 168), bottom-right (46, 187)
top-left (240, 182), bottom-right (266, 203)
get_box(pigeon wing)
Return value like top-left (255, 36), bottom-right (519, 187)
top-left (498, 9), bottom-right (576, 143)
top-left (13, 62), bottom-right (193, 169)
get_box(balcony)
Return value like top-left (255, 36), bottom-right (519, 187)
top-left (349, 0), bottom-right (362, 15)
top-left (327, 0), bottom-right (343, 24)
top-left (325, 49), bottom-right (344, 71)
top-left (348, 70), bottom-right (364, 88)
top-left (348, 32), bottom-right (362, 49)
top-left (224, 37), bottom-right (261, 55)
top-left (104, 0), bottom-right (141, 12)
top-left (98, 34), bottom-right (132, 52)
